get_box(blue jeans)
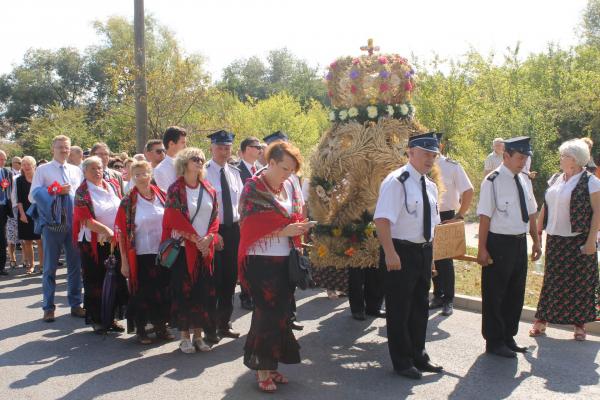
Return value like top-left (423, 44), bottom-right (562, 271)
top-left (42, 226), bottom-right (82, 311)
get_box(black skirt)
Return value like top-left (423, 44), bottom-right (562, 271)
top-left (126, 254), bottom-right (171, 334)
top-left (80, 241), bottom-right (129, 326)
top-left (243, 255), bottom-right (300, 371)
top-left (169, 249), bottom-right (216, 332)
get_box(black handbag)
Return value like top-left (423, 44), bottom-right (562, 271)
top-left (288, 242), bottom-right (313, 290)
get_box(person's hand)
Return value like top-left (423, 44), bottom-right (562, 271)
top-left (531, 242), bottom-right (542, 261)
top-left (529, 171), bottom-right (538, 179)
top-left (215, 234), bottom-right (224, 251)
top-left (120, 262), bottom-right (129, 278)
top-left (442, 218), bottom-right (463, 225)
top-left (385, 251), bottom-right (401, 271)
top-left (581, 241), bottom-right (596, 255)
top-left (196, 235), bottom-right (212, 255)
top-left (280, 222), bottom-right (310, 237)
top-left (59, 184), bottom-right (71, 195)
top-left (104, 227), bottom-right (114, 238)
top-left (19, 213), bottom-right (28, 223)
top-left (477, 247), bottom-right (491, 266)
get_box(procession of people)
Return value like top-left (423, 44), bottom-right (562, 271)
top-left (0, 128), bottom-right (599, 392)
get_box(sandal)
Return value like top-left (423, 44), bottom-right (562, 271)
top-left (528, 320), bottom-right (547, 337)
top-left (574, 325), bottom-right (586, 341)
top-left (270, 371), bottom-right (289, 384)
top-left (257, 375), bottom-right (276, 393)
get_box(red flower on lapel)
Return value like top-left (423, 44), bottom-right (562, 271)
top-left (0, 178), bottom-right (9, 190)
top-left (47, 181), bottom-right (61, 195)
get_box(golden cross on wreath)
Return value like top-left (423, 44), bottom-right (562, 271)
top-left (360, 38), bottom-right (380, 56)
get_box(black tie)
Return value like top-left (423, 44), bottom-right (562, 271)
top-left (220, 167), bottom-right (233, 227)
top-left (514, 174), bottom-right (529, 223)
top-left (421, 176), bottom-right (431, 242)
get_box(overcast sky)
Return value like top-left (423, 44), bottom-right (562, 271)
top-left (0, 0), bottom-right (589, 81)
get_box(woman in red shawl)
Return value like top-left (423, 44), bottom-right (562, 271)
top-left (238, 141), bottom-right (312, 393)
top-left (162, 147), bottom-right (220, 354)
top-left (73, 156), bottom-right (128, 333)
top-left (115, 160), bottom-right (173, 344)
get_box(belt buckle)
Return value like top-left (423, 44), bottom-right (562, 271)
top-left (422, 242), bottom-right (432, 248)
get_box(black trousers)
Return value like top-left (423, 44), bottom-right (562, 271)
top-left (348, 267), bottom-right (384, 314)
top-left (213, 223), bottom-right (240, 330)
top-left (432, 210), bottom-right (456, 302)
top-left (239, 285), bottom-right (252, 302)
top-left (0, 206), bottom-right (8, 272)
top-left (482, 232), bottom-right (528, 348)
top-left (381, 240), bottom-right (432, 371)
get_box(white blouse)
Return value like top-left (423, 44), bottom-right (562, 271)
top-left (545, 171), bottom-right (600, 237)
top-left (78, 180), bottom-right (121, 242)
top-left (250, 181), bottom-right (295, 256)
top-left (186, 186), bottom-right (213, 238)
top-left (134, 194), bottom-right (164, 255)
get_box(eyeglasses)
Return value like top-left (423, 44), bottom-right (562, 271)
top-left (113, 165), bottom-right (124, 170)
top-left (190, 156), bottom-right (204, 164)
top-left (134, 172), bottom-right (151, 179)
top-left (249, 145), bottom-right (263, 150)
top-left (154, 148), bottom-right (166, 154)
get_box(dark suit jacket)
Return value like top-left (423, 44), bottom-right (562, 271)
top-left (236, 160), bottom-right (254, 184)
top-left (0, 167), bottom-right (14, 216)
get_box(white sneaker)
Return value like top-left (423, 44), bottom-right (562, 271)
top-left (193, 337), bottom-right (211, 352)
top-left (179, 338), bottom-right (196, 354)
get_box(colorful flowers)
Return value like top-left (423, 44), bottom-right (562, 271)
top-left (329, 111), bottom-right (336, 121)
top-left (332, 228), bottom-right (342, 237)
top-left (47, 181), bottom-right (61, 195)
top-left (380, 83), bottom-right (389, 92)
top-left (386, 105), bottom-right (394, 116)
top-left (404, 81), bottom-right (414, 92)
top-left (399, 104), bottom-right (409, 116)
top-left (377, 56), bottom-right (388, 64)
top-left (348, 107), bottom-right (359, 118)
top-left (317, 245), bottom-right (328, 258)
top-left (350, 70), bottom-right (360, 80)
top-left (350, 85), bottom-right (358, 94)
top-left (379, 70), bottom-right (390, 79)
top-left (0, 179), bottom-right (9, 191)
top-left (344, 247), bottom-right (356, 257)
top-left (339, 110), bottom-right (348, 121)
top-left (367, 106), bottom-right (378, 119)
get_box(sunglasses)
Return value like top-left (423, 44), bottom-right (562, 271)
top-left (113, 164), bottom-right (124, 170)
top-left (154, 148), bottom-right (166, 154)
top-left (190, 156), bottom-right (204, 164)
top-left (249, 145), bottom-right (263, 150)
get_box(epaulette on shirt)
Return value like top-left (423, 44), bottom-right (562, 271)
top-left (487, 171), bottom-right (500, 182)
top-left (444, 157), bottom-right (458, 165)
top-left (396, 171), bottom-right (409, 183)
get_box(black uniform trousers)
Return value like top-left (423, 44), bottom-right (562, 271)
top-left (213, 222), bottom-right (240, 330)
top-left (381, 240), bottom-right (432, 371)
top-left (432, 210), bottom-right (456, 302)
top-left (348, 267), bottom-right (385, 314)
top-left (482, 232), bottom-right (528, 349)
top-left (0, 206), bottom-right (7, 272)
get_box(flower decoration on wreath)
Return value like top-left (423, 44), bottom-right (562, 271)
top-left (47, 181), bottom-right (62, 195)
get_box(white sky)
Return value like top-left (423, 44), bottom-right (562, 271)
top-left (0, 0), bottom-right (589, 81)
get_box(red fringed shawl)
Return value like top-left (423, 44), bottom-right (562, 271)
top-left (237, 173), bottom-right (304, 289)
top-left (161, 176), bottom-right (219, 284)
top-left (114, 185), bottom-right (166, 293)
top-left (73, 179), bottom-right (122, 262)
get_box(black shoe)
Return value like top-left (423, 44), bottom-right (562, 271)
top-left (505, 340), bottom-right (528, 353)
top-left (352, 311), bottom-right (366, 321)
top-left (415, 361), bottom-right (443, 373)
top-left (204, 332), bottom-right (221, 344)
top-left (429, 297), bottom-right (444, 310)
top-left (486, 344), bottom-right (517, 358)
top-left (217, 328), bottom-right (240, 339)
top-left (395, 366), bottom-right (422, 380)
top-left (290, 321), bottom-right (304, 331)
top-left (441, 302), bottom-right (454, 316)
top-left (240, 298), bottom-right (254, 311)
top-left (365, 310), bottom-right (386, 318)
top-left (0, 270), bottom-right (8, 276)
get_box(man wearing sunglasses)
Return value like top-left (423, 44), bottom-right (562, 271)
top-left (144, 139), bottom-right (166, 169)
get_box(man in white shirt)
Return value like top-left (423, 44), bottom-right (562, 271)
top-left (483, 138), bottom-right (505, 176)
top-left (204, 130), bottom-right (244, 342)
top-left (144, 139), bottom-right (166, 168)
top-left (29, 135), bottom-right (85, 323)
top-left (477, 136), bottom-right (541, 358)
top-left (374, 132), bottom-right (443, 380)
top-left (153, 126), bottom-right (187, 192)
top-left (430, 133), bottom-right (474, 316)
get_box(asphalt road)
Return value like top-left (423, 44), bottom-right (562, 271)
top-left (0, 267), bottom-right (599, 400)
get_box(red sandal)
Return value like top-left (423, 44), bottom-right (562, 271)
top-left (257, 375), bottom-right (277, 393)
top-left (528, 320), bottom-right (547, 337)
top-left (270, 371), bottom-right (289, 384)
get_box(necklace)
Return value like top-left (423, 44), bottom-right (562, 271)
top-left (139, 189), bottom-right (154, 201)
top-left (262, 175), bottom-right (284, 195)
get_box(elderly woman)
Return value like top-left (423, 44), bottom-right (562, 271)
top-left (532, 139), bottom-right (600, 341)
top-left (73, 156), bottom-right (128, 333)
top-left (238, 141), bottom-right (311, 393)
top-left (162, 147), bottom-right (220, 354)
top-left (115, 160), bottom-right (173, 344)
top-left (15, 156), bottom-right (43, 274)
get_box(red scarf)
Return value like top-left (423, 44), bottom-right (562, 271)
top-left (237, 173), bottom-right (304, 289)
top-left (161, 176), bottom-right (219, 284)
top-left (114, 185), bottom-right (166, 293)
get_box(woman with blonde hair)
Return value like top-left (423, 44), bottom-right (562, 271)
top-left (15, 156), bottom-right (43, 274)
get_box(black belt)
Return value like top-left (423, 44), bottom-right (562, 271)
top-left (489, 232), bottom-right (526, 239)
top-left (394, 239), bottom-right (433, 248)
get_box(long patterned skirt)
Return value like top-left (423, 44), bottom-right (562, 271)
top-left (126, 254), bottom-right (171, 334)
top-left (535, 234), bottom-right (599, 325)
top-left (243, 255), bottom-right (301, 371)
top-left (169, 250), bottom-right (215, 332)
top-left (80, 241), bottom-right (129, 326)
top-left (312, 266), bottom-right (349, 293)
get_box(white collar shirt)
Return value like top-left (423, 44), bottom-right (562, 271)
top-left (374, 163), bottom-right (441, 243)
top-left (153, 155), bottom-right (176, 193)
top-left (242, 159), bottom-right (257, 175)
top-left (437, 156), bottom-right (474, 212)
top-left (134, 194), bottom-right (165, 254)
top-left (78, 180), bottom-right (121, 241)
top-left (484, 152), bottom-right (503, 172)
top-left (205, 159), bottom-right (243, 224)
top-left (477, 164), bottom-right (538, 235)
top-left (28, 159), bottom-right (83, 203)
